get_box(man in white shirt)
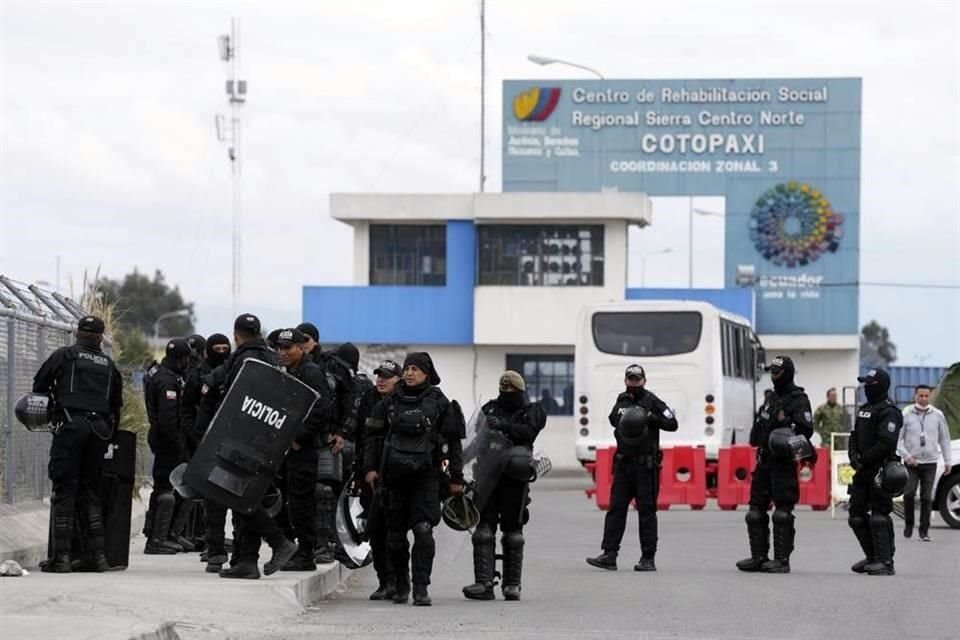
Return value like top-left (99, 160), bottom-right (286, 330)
top-left (898, 385), bottom-right (952, 541)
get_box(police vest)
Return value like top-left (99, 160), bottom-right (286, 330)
top-left (53, 345), bottom-right (115, 415)
top-left (384, 393), bottom-right (442, 477)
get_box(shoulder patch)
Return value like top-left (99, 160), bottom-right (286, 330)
top-left (165, 390), bottom-right (177, 400)
top-left (887, 422), bottom-right (896, 433)
top-left (662, 408), bottom-right (674, 419)
top-left (803, 411), bottom-right (812, 422)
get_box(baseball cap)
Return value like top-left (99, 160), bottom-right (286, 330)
top-left (77, 316), bottom-right (105, 334)
top-left (296, 322), bottom-right (319, 342)
top-left (857, 368), bottom-right (890, 386)
top-left (625, 364), bottom-right (645, 379)
top-left (275, 328), bottom-right (307, 347)
top-left (165, 338), bottom-right (191, 358)
top-left (764, 355), bottom-right (794, 373)
top-left (373, 360), bottom-right (402, 378)
top-left (499, 370), bottom-right (526, 391)
top-left (234, 313), bottom-right (261, 334)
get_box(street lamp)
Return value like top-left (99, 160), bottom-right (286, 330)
top-left (527, 54), bottom-right (604, 79)
top-left (639, 248), bottom-right (674, 288)
top-left (153, 309), bottom-right (191, 340)
top-left (688, 200), bottom-right (725, 288)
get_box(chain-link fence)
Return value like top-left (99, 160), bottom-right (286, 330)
top-left (0, 276), bottom-right (92, 504)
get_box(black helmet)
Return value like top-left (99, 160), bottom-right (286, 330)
top-left (768, 427), bottom-right (816, 462)
top-left (441, 494), bottom-right (479, 531)
top-left (873, 461), bottom-right (909, 498)
top-left (169, 463), bottom-right (201, 499)
top-left (618, 407), bottom-right (649, 446)
top-left (261, 487), bottom-right (284, 518)
top-left (502, 445), bottom-right (536, 482)
top-left (15, 393), bottom-right (53, 432)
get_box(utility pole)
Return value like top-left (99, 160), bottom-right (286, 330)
top-left (479, 0), bottom-right (486, 193)
top-left (216, 18), bottom-right (247, 316)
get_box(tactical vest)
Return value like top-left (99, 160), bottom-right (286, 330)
top-left (384, 392), bottom-right (442, 477)
top-left (53, 345), bottom-right (114, 415)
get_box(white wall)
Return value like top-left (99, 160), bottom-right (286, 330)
top-left (474, 220), bottom-right (629, 345)
top-left (351, 221), bottom-right (369, 285)
top-left (758, 335), bottom-right (860, 412)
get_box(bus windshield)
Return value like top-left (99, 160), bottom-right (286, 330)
top-left (592, 311), bottom-right (703, 356)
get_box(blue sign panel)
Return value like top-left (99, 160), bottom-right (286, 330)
top-left (502, 78), bottom-right (861, 335)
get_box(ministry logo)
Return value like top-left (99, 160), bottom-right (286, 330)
top-left (513, 87), bottom-right (561, 122)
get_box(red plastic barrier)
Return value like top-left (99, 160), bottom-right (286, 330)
top-left (797, 447), bottom-right (831, 510)
top-left (585, 447), bottom-right (615, 510)
top-left (657, 446), bottom-right (707, 510)
top-left (716, 445), bottom-right (757, 510)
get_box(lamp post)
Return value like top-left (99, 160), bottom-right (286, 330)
top-left (688, 199), bottom-right (725, 288)
top-left (639, 248), bottom-right (674, 288)
top-left (153, 309), bottom-right (192, 341)
top-left (527, 54), bottom-right (604, 79)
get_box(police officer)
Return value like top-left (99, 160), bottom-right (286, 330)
top-left (180, 334), bottom-right (208, 457)
top-left (196, 360), bottom-right (231, 573)
top-left (355, 359), bottom-right (403, 600)
top-left (216, 314), bottom-right (299, 579)
top-left (33, 315), bottom-right (123, 573)
top-left (363, 352), bottom-right (465, 606)
top-left (463, 370), bottom-right (545, 601)
top-left (848, 368), bottom-right (903, 576)
top-left (275, 328), bottom-right (339, 571)
top-left (586, 364), bottom-right (678, 572)
top-left (143, 338), bottom-right (191, 554)
top-left (736, 355), bottom-right (814, 574)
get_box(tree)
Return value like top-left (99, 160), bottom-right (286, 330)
top-left (96, 269), bottom-right (195, 338)
top-left (860, 320), bottom-right (897, 368)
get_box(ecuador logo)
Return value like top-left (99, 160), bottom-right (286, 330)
top-left (513, 87), bottom-right (561, 122)
top-left (749, 182), bottom-right (843, 267)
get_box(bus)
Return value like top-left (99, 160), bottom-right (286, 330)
top-left (574, 300), bottom-right (764, 467)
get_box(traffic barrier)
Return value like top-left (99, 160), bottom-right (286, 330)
top-left (716, 445), bottom-right (756, 510)
top-left (584, 446), bottom-right (615, 510)
top-left (797, 446), bottom-right (831, 510)
top-left (657, 446), bottom-right (707, 510)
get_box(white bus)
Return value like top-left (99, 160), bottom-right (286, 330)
top-left (574, 300), bottom-right (764, 466)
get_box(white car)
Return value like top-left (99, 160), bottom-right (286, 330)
top-left (933, 439), bottom-right (960, 529)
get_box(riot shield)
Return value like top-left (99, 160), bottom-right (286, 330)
top-left (335, 476), bottom-right (373, 569)
top-left (183, 359), bottom-right (319, 515)
top-left (462, 410), bottom-right (512, 512)
top-left (101, 430), bottom-right (136, 569)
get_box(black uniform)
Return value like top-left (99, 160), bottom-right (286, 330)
top-left (180, 356), bottom-right (210, 457)
top-left (277, 355), bottom-right (338, 565)
top-left (363, 373), bottom-right (464, 604)
top-left (33, 333), bottom-right (123, 567)
top-left (739, 357), bottom-right (813, 572)
top-left (599, 387), bottom-right (678, 562)
top-left (197, 363), bottom-right (230, 565)
top-left (464, 394), bottom-right (545, 600)
top-left (848, 369), bottom-right (903, 574)
top-left (143, 355), bottom-right (188, 552)
top-left (355, 385), bottom-right (393, 593)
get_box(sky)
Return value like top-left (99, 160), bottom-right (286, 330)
top-left (1, 0), bottom-right (958, 365)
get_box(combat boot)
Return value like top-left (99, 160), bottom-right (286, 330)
top-left (205, 553), bottom-right (228, 574)
top-left (866, 513), bottom-right (895, 576)
top-left (314, 544), bottom-right (336, 565)
top-left (737, 507), bottom-right (770, 572)
top-left (760, 509), bottom-right (794, 574)
top-left (370, 577), bottom-right (397, 601)
top-left (392, 577), bottom-right (411, 604)
top-left (73, 551), bottom-right (111, 573)
top-left (850, 558), bottom-right (872, 574)
top-left (634, 557), bottom-right (657, 572)
top-left (281, 554), bottom-right (317, 572)
top-left (412, 584), bottom-right (432, 606)
top-left (463, 525), bottom-right (496, 600)
top-left (585, 550), bottom-right (618, 570)
top-left (501, 531), bottom-right (524, 601)
top-left (264, 538), bottom-right (298, 576)
top-left (219, 562), bottom-right (260, 579)
top-left (46, 552), bottom-right (73, 573)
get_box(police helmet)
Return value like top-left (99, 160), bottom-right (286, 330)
top-left (169, 462), bottom-right (201, 499)
top-left (261, 487), bottom-right (284, 518)
top-left (15, 393), bottom-right (53, 432)
top-left (873, 461), bottom-right (909, 498)
top-left (502, 445), bottom-right (536, 482)
top-left (768, 427), bottom-right (816, 462)
top-left (441, 494), bottom-right (480, 531)
top-left (618, 407), bottom-right (649, 446)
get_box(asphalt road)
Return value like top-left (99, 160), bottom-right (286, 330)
top-left (249, 476), bottom-right (959, 640)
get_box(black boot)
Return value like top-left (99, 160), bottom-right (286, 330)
top-left (46, 552), bottom-right (73, 573)
top-left (412, 584), bottom-right (432, 606)
top-left (736, 508), bottom-right (769, 572)
top-left (634, 557), bottom-right (656, 572)
top-left (392, 575), bottom-right (410, 604)
top-left (463, 525), bottom-right (496, 600)
top-left (370, 577), bottom-right (397, 601)
top-left (586, 550), bottom-right (618, 570)
top-left (205, 553), bottom-right (228, 574)
top-left (848, 514), bottom-right (874, 573)
top-left (73, 551), bottom-right (111, 573)
top-left (864, 513), bottom-right (895, 575)
top-left (219, 562), bottom-right (260, 579)
top-left (761, 509), bottom-right (794, 573)
top-left (501, 531), bottom-right (523, 601)
top-left (264, 538), bottom-right (298, 576)
top-left (145, 492), bottom-right (180, 554)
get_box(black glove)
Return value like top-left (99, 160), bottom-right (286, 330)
top-left (486, 416), bottom-right (504, 431)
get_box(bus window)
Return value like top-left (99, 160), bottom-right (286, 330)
top-left (592, 312), bottom-right (702, 356)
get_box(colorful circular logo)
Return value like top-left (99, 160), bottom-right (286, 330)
top-left (749, 182), bottom-right (843, 267)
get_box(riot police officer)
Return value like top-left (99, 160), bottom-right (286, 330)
top-left (848, 368), bottom-right (903, 576)
top-left (355, 359), bottom-right (403, 600)
top-left (736, 355), bottom-right (814, 574)
top-left (216, 314), bottom-right (298, 579)
top-left (275, 328), bottom-right (339, 571)
top-left (586, 364), bottom-right (678, 572)
top-left (363, 352), bottom-right (465, 606)
top-left (143, 338), bottom-right (191, 555)
top-left (33, 315), bottom-right (123, 573)
top-left (463, 370), bottom-right (545, 601)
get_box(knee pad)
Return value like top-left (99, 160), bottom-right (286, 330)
top-left (155, 491), bottom-right (175, 509)
top-left (314, 483), bottom-right (336, 500)
top-left (745, 508), bottom-right (768, 526)
top-left (772, 509), bottom-right (794, 526)
top-left (869, 513), bottom-right (891, 530)
top-left (502, 531), bottom-right (524, 550)
top-left (848, 515), bottom-right (868, 531)
top-left (472, 524), bottom-right (495, 545)
top-left (412, 521), bottom-right (433, 540)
